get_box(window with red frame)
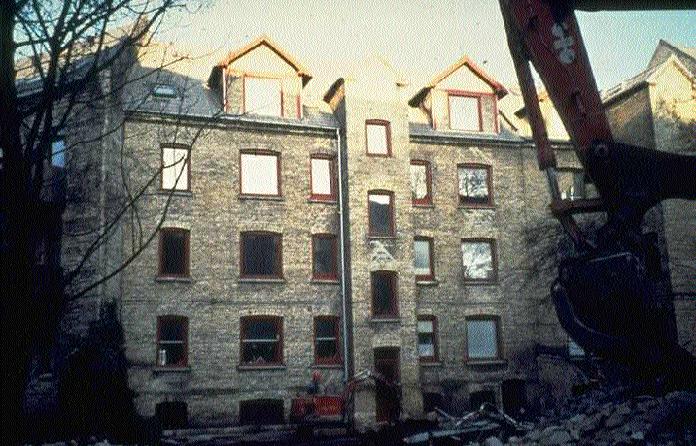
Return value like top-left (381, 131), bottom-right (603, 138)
top-left (410, 160), bottom-right (432, 205)
top-left (314, 316), bottom-right (341, 365)
top-left (310, 155), bottom-right (336, 201)
top-left (158, 228), bottom-right (190, 278)
top-left (368, 191), bottom-right (394, 237)
top-left (157, 316), bottom-right (188, 367)
top-left (365, 120), bottom-right (391, 156)
top-left (458, 164), bottom-right (492, 206)
top-left (371, 271), bottom-right (398, 318)
top-left (417, 315), bottom-right (438, 362)
top-left (312, 234), bottom-right (338, 280)
top-left (240, 316), bottom-right (283, 365)
top-left (414, 237), bottom-right (434, 281)
top-left (240, 232), bottom-right (282, 279)
top-left (448, 93), bottom-right (482, 131)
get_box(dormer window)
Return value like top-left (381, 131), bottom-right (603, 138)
top-left (448, 93), bottom-right (482, 131)
top-left (152, 83), bottom-right (178, 98)
top-left (244, 77), bottom-right (282, 117)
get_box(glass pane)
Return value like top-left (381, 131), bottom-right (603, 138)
top-left (372, 272), bottom-right (395, 316)
top-left (458, 167), bottom-right (489, 203)
top-left (369, 193), bottom-right (392, 236)
top-left (410, 163), bottom-right (428, 200)
top-left (568, 339), bottom-right (585, 357)
top-left (461, 241), bottom-right (493, 280)
top-left (414, 240), bottom-right (431, 276)
top-left (162, 148), bottom-right (188, 190)
top-left (241, 153), bottom-right (278, 195)
top-left (417, 320), bottom-right (433, 334)
top-left (311, 158), bottom-right (332, 196)
top-left (162, 231), bottom-right (186, 275)
top-left (160, 318), bottom-right (186, 341)
top-left (245, 319), bottom-right (279, 340)
top-left (313, 237), bottom-right (336, 277)
top-left (244, 77), bottom-right (281, 116)
top-left (242, 234), bottom-right (279, 276)
top-left (242, 341), bottom-right (278, 364)
top-left (158, 343), bottom-right (185, 366)
top-left (316, 340), bottom-right (338, 361)
top-left (449, 96), bottom-right (480, 131)
top-left (51, 139), bottom-right (65, 167)
top-left (467, 319), bottom-right (498, 359)
top-left (366, 123), bottom-right (389, 155)
top-left (316, 319), bottom-right (336, 338)
top-left (418, 334), bottom-right (435, 357)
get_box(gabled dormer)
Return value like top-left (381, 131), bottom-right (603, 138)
top-left (408, 55), bottom-right (507, 133)
top-left (208, 35), bottom-right (312, 119)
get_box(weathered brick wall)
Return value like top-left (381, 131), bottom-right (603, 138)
top-left (605, 87), bottom-right (655, 150)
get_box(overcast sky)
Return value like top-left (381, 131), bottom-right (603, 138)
top-left (164, 1), bottom-right (695, 92)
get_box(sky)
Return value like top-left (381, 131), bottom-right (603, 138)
top-left (162, 1), bottom-right (695, 93)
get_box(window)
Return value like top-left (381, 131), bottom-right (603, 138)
top-left (240, 316), bottom-right (283, 365)
top-left (466, 317), bottom-right (500, 360)
top-left (558, 169), bottom-right (592, 201)
top-left (368, 191), bottom-right (394, 237)
top-left (152, 83), bottom-right (178, 98)
top-left (156, 316), bottom-right (188, 367)
top-left (410, 160), bottom-right (432, 205)
top-left (449, 93), bottom-right (482, 131)
top-left (458, 164), bottom-right (492, 206)
top-left (314, 316), bottom-right (341, 365)
top-left (240, 232), bottom-right (282, 279)
top-left (417, 316), bottom-right (438, 362)
top-left (51, 137), bottom-right (65, 167)
top-left (568, 338), bottom-right (585, 357)
top-left (310, 155), bottom-right (336, 201)
top-left (371, 271), bottom-right (398, 318)
top-left (414, 237), bottom-right (434, 281)
top-left (365, 120), bottom-right (391, 156)
top-left (240, 151), bottom-right (280, 196)
top-left (158, 228), bottom-right (190, 278)
top-left (244, 77), bottom-right (282, 117)
top-left (461, 239), bottom-right (497, 282)
top-left (312, 234), bottom-right (338, 281)
top-left (161, 146), bottom-right (190, 191)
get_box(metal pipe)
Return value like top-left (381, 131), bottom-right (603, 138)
top-left (336, 127), bottom-right (351, 385)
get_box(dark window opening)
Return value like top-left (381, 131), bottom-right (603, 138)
top-left (240, 232), bottom-right (282, 278)
top-left (368, 191), bottom-right (394, 237)
top-left (239, 399), bottom-right (285, 425)
top-left (502, 379), bottom-right (527, 418)
top-left (240, 316), bottom-right (283, 365)
top-left (314, 316), bottom-right (341, 365)
top-left (312, 234), bottom-right (338, 280)
top-left (156, 401), bottom-right (188, 429)
top-left (423, 392), bottom-right (443, 413)
top-left (159, 228), bottom-right (189, 277)
top-left (371, 271), bottom-right (398, 318)
top-left (157, 316), bottom-right (188, 367)
top-left (469, 390), bottom-right (496, 410)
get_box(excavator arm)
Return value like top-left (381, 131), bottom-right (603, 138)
top-left (498, 0), bottom-right (696, 389)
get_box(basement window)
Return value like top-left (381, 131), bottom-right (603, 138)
top-left (158, 228), bottom-right (190, 278)
top-left (312, 234), bottom-right (338, 281)
top-left (240, 316), bottom-right (283, 365)
top-left (310, 155), bottom-right (336, 201)
top-left (240, 151), bottom-right (280, 197)
top-left (371, 271), bottom-right (398, 318)
top-left (461, 239), bottom-right (497, 282)
top-left (458, 164), bottom-right (492, 206)
top-left (466, 317), bottom-right (500, 361)
top-left (156, 316), bottom-right (188, 367)
top-left (417, 315), bottom-right (438, 362)
top-left (244, 77), bottom-right (282, 117)
top-left (161, 146), bottom-right (190, 191)
top-left (368, 191), bottom-right (395, 237)
top-left (240, 232), bottom-right (282, 279)
top-left (314, 316), bottom-right (341, 365)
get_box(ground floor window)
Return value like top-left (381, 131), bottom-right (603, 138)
top-left (314, 316), bottom-right (341, 365)
top-left (239, 399), bottom-right (284, 425)
top-left (156, 316), bottom-right (188, 367)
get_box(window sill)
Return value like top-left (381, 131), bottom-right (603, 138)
top-left (157, 190), bottom-right (193, 197)
top-left (368, 235), bottom-right (398, 240)
top-left (237, 364), bottom-right (286, 371)
top-left (153, 366), bottom-right (191, 374)
top-left (366, 153), bottom-right (392, 158)
top-left (308, 198), bottom-right (338, 204)
top-left (412, 203), bottom-right (434, 209)
top-left (156, 276), bottom-right (192, 283)
top-left (462, 280), bottom-right (499, 286)
top-left (419, 361), bottom-right (442, 367)
top-left (370, 317), bottom-right (401, 323)
top-left (416, 280), bottom-right (439, 287)
top-left (239, 195), bottom-right (284, 202)
top-left (310, 278), bottom-right (340, 285)
top-left (238, 277), bottom-right (286, 284)
top-left (311, 363), bottom-right (343, 369)
top-left (458, 204), bottom-right (496, 210)
top-left (466, 359), bottom-right (507, 367)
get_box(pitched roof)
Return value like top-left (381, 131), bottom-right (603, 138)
top-left (408, 54), bottom-right (507, 107)
top-left (210, 35), bottom-right (312, 87)
top-left (649, 39), bottom-right (696, 71)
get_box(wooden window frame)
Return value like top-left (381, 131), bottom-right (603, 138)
top-left (309, 154), bottom-right (337, 202)
top-left (239, 150), bottom-right (281, 198)
top-left (371, 270), bottom-right (399, 318)
top-left (460, 238), bottom-right (498, 284)
top-left (410, 160), bottom-right (432, 206)
top-left (158, 228), bottom-right (190, 278)
top-left (457, 163), bottom-right (494, 208)
top-left (447, 90), bottom-right (498, 133)
top-left (417, 315), bottom-right (439, 363)
top-left (414, 236), bottom-right (435, 282)
top-left (156, 315), bottom-right (189, 368)
top-left (242, 74), bottom-right (284, 117)
top-left (239, 231), bottom-right (283, 279)
top-left (160, 144), bottom-right (191, 192)
top-left (464, 315), bottom-right (502, 361)
top-left (311, 233), bottom-right (338, 281)
top-left (240, 316), bottom-right (284, 366)
top-left (367, 190), bottom-right (395, 238)
top-left (313, 316), bottom-right (342, 365)
top-left (365, 119), bottom-right (392, 157)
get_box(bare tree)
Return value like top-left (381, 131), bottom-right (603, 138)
top-left (0, 1), bottom-right (213, 443)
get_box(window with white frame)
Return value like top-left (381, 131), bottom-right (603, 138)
top-left (244, 77), bottom-right (282, 116)
top-left (240, 151), bottom-right (280, 196)
top-left (161, 146), bottom-right (190, 191)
